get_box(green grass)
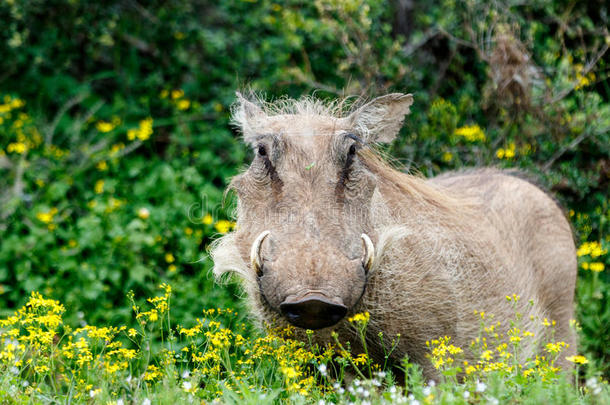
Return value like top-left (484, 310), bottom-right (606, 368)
top-left (1, 284), bottom-right (609, 404)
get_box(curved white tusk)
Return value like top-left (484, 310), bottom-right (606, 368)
top-left (361, 233), bottom-right (375, 273)
top-left (250, 230), bottom-right (270, 277)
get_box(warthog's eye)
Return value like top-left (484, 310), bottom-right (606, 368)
top-left (344, 133), bottom-right (363, 161)
top-left (336, 141), bottom-right (360, 199)
top-left (253, 143), bottom-right (283, 191)
top-left (345, 142), bottom-right (360, 167)
top-left (348, 144), bottom-right (357, 156)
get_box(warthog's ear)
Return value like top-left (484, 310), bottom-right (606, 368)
top-left (344, 93), bottom-right (414, 144)
top-left (233, 92), bottom-right (266, 144)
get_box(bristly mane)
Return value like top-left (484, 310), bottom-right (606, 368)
top-left (359, 149), bottom-right (479, 221)
top-left (231, 93), bottom-right (365, 135)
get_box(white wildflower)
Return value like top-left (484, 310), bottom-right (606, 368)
top-left (318, 363), bottom-right (327, 376)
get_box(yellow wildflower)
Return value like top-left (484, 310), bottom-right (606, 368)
top-left (94, 180), bottom-right (104, 194)
top-left (454, 124), bottom-right (486, 142)
top-left (353, 353), bottom-right (368, 365)
top-left (171, 89), bottom-right (184, 100)
top-left (96, 161), bottom-right (108, 171)
top-left (577, 241), bottom-right (606, 257)
top-left (281, 366), bottom-right (299, 379)
top-left (496, 142), bottom-right (516, 159)
top-left (34, 364), bottom-right (50, 373)
top-left (480, 350), bottom-right (493, 361)
top-left (36, 208), bottom-right (57, 224)
top-left (348, 312), bottom-right (370, 323)
top-left (589, 262), bottom-right (605, 272)
top-left (136, 118), bottom-right (153, 141)
top-left (177, 99), bottom-right (190, 110)
top-left (214, 220), bottom-right (234, 234)
top-left (126, 118), bottom-right (153, 141)
top-left (7, 142), bottom-right (27, 154)
top-left (143, 364), bottom-right (162, 381)
top-left (565, 355), bottom-right (588, 364)
top-left (96, 121), bottom-right (115, 133)
top-left (545, 341), bottom-right (568, 354)
top-left (110, 143), bottom-right (124, 155)
top-left (137, 207), bottom-right (150, 220)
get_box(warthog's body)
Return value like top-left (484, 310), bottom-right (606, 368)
top-left (211, 93), bottom-right (577, 378)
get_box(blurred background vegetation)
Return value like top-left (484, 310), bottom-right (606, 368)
top-left (0, 0), bottom-right (608, 375)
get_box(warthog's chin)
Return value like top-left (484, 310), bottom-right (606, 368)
top-left (279, 293), bottom-right (348, 330)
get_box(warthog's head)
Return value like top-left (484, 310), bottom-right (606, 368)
top-left (216, 92), bottom-right (413, 330)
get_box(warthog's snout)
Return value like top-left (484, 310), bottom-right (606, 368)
top-left (280, 294), bottom-right (347, 330)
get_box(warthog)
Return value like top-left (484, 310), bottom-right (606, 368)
top-left (211, 92), bottom-right (577, 378)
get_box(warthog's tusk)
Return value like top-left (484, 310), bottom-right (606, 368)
top-left (250, 230), bottom-right (270, 277)
top-left (361, 233), bottom-right (375, 273)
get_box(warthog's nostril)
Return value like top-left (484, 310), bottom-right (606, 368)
top-left (279, 295), bottom-right (348, 330)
